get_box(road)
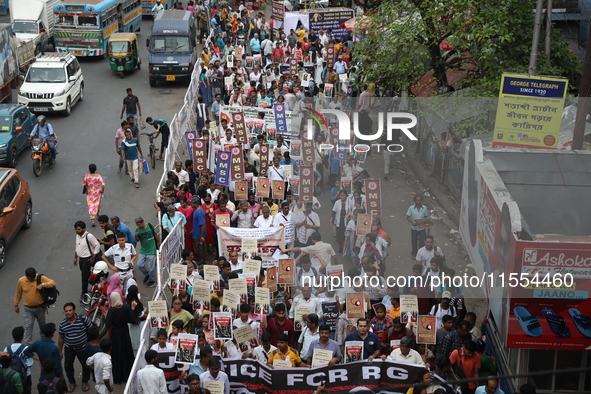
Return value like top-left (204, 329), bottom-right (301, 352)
top-left (0, 18), bottom-right (187, 350)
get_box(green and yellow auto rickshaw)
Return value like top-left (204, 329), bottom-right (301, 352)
top-left (107, 33), bottom-right (141, 78)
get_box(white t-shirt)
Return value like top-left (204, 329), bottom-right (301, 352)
top-left (416, 246), bottom-right (444, 270)
top-left (429, 303), bottom-right (457, 330)
top-left (254, 215), bottom-right (274, 228)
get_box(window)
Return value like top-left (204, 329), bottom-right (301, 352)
top-left (16, 110), bottom-right (28, 125)
top-left (72, 58), bottom-right (81, 74)
top-left (0, 176), bottom-right (20, 209)
top-left (526, 349), bottom-right (591, 393)
top-left (67, 62), bottom-right (76, 79)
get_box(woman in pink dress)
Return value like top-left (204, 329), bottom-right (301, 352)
top-left (177, 196), bottom-right (195, 252)
top-left (82, 163), bottom-right (105, 227)
top-left (201, 194), bottom-right (218, 255)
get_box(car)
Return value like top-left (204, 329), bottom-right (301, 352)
top-left (0, 105), bottom-right (36, 168)
top-left (0, 169), bottom-right (33, 268)
top-left (17, 52), bottom-right (84, 116)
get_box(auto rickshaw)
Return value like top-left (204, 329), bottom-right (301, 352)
top-left (107, 33), bottom-right (141, 78)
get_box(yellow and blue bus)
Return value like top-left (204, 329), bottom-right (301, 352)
top-left (141, 0), bottom-right (173, 16)
top-left (53, 0), bottom-right (142, 57)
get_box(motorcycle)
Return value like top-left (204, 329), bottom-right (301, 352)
top-left (30, 138), bottom-right (57, 177)
top-left (84, 272), bottom-right (110, 338)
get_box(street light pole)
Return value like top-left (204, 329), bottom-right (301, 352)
top-left (529, 0), bottom-right (545, 76)
top-left (571, 23), bottom-right (591, 150)
top-left (545, 0), bottom-right (552, 63)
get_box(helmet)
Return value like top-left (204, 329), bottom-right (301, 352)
top-left (92, 261), bottom-right (108, 275)
top-left (37, 115), bottom-right (46, 123)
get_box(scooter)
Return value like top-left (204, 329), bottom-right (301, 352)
top-left (30, 138), bottom-right (57, 177)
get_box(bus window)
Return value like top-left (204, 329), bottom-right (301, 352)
top-left (56, 15), bottom-right (75, 26)
top-left (78, 16), bottom-right (98, 27)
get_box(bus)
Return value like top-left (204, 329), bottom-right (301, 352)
top-left (141, 0), bottom-right (173, 16)
top-left (53, 0), bottom-right (142, 57)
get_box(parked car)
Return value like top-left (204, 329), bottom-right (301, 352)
top-left (0, 168), bottom-right (33, 268)
top-left (0, 104), bottom-right (36, 168)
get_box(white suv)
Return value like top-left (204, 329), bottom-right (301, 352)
top-left (18, 53), bottom-right (84, 116)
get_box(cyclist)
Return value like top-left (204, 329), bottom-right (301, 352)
top-left (27, 115), bottom-right (57, 164)
top-left (146, 117), bottom-right (169, 161)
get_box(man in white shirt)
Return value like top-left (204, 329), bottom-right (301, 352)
top-left (137, 350), bottom-right (166, 394)
top-left (284, 231), bottom-right (337, 272)
top-left (219, 128), bottom-right (237, 146)
top-left (428, 291), bottom-right (457, 330)
top-left (415, 235), bottom-right (444, 271)
top-left (200, 358), bottom-right (230, 394)
top-left (381, 336), bottom-right (424, 366)
top-left (268, 156), bottom-right (287, 184)
top-left (254, 205), bottom-right (275, 228)
top-left (228, 250), bottom-right (244, 272)
top-left (101, 233), bottom-right (137, 291)
top-left (297, 313), bottom-right (320, 363)
top-left (288, 286), bottom-right (322, 319)
top-left (251, 332), bottom-right (276, 364)
top-left (86, 339), bottom-right (114, 394)
top-left (273, 201), bottom-right (295, 247)
top-left (293, 203), bottom-right (320, 247)
top-left (174, 160), bottom-right (190, 185)
top-left (284, 88), bottom-right (297, 111)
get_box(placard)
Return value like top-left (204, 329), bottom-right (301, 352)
top-left (417, 315), bottom-right (437, 344)
top-left (321, 302), bottom-right (340, 330)
top-left (256, 177), bottom-right (270, 198)
top-left (326, 264), bottom-right (343, 290)
top-left (175, 333), bottom-right (198, 364)
top-left (289, 58), bottom-right (298, 76)
top-left (344, 341), bottom-right (363, 363)
top-left (294, 305), bottom-right (312, 332)
top-left (346, 292), bottom-right (365, 319)
top-left (235, 181), bottom-right (248, 201)
top-left (267, 266), bottom-right (278, 293)
top-left (272, 180), bottom-right (285, 199)
top-left (278, 258), bottom-right (295, 284)
top-left (213, 312), bottom-right (233, 340)
top-left (240, 273), bottom-right (257, 300)
top-left (224, 76), bottom-right (233, 90)
top-left (229, 278), bottom-right (248, 304)
top-left (400, 295), bottom-right (418, 324)
top-left (148, 300), bottom-right (169, 328)
top-left (216, 213), bottom-right (230, 228)
top-left (231, 145), bottom-right (245, 181)
top-left (170, 264), bottom-right (187, 292)
top-left (204, 381), bottom-right (225, 394)
top-left (192, 139), bottom-right (208, 173)
top-left (192, 282), bottom-right (211, 312)
top-left (356, 214), bottom-right (373, 236)
top-left (235, 46), bottom-right (243, 59)
top-left (234, 324), bottom-right (257, 353)
top-left (204, 265), bottom-right (220, 291)
top-left (311, 348), bottom-right (334, 367)
top-left (255, 287), bottom-right (270, 315)
top-left (223, 289), bottom-right (240, 318)
top-left (227, 54), bottom-right (234, 68)
top-left (273, 359), bottom-right (292, 368)
top-left (325, 83), bottom-right (334, 97)
top-left (365, 179), bottom-right (382, 217)
top-left (259, 144), bottom-right (269, 176)
top-left (215, 151), bottom-right (231, 187)
top-left (290, 140), bottom-right (301, 158)
top-left (243, 259), bottom-right (261, 276)
top-left (232, 111), bottom-right (249, 144)
top-left (242, 239), bottom-right (258, 254)
top-left (299, 166), bottom-right (314, 203)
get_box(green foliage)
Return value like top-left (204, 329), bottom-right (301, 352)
top-left (353, 0), bottom-right (582, 97)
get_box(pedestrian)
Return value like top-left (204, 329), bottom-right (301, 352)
top-left (134, 217), bottom-right (160, 288)
top-left (14, 267), bottom-right (57, 345)
top-left (120, 88), bottom-right (142, 122)
top-left (58, 302), bottom-right (93, 393)
top-left (406, 194), bottom-right (429, 258)
top-left (161, 205), bottom-right (187, 240)
top-left (4, 327), bottom-right (33, 394)
top-left (97, 215), bottom-right (116, 252)
top-left (136, 350), bottom-right (167, 394)
top-left (119, 129), bottom-right (143, 188)
top-left (38, 358), bottom-right (67, 394)
top-left (199, 358), bottom-right (230, 394)
top-left (85, 338), bottom-right (114, 394)
top-left (105, 293), bottom-right (137, 384)
top-left (189, 198), bottom-right (206, 266)
top-left (115, 121), bottom-right (129, 175)
top-left (82, 164), bottom-right (105, 227)
top-left (450, 340), bottom-right (481, 394)
top-left (343, 318), bottom-right (381, 361)
top-left (25, 323), bottom-right (63, 383)
top-left (73, 221), bottom-right (102, 301)
top-left (101, 232), bottom-right (137, 291)
top-left (110, 216), bottom-right (136, 247)
top-left (0, 354), bottom-right (23, 394)
top-left (146, 117), bottom-right (169, 161)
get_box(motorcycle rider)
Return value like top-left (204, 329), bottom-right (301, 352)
top-left (28, 115), bottom-right (57, 164)
top-left (152, 0), bottom-right (164, 14)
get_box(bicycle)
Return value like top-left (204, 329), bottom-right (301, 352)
top-left (141, 132), bottom-right (158, 169)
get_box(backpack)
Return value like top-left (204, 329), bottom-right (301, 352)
top-left (6, 345), bottom-right (26, 381)
top-left (432, 303), bottom-right (456, 318)
top-left (37, 275), bottom-right (59, 307)
top-left (41, 377), bottom-right (61, 394)
top-left (0, 370), bottom-right (17, 394)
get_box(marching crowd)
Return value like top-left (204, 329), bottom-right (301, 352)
top-left (1, 2), bottom-right (539, 394)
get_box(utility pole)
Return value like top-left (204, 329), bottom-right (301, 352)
top-left (572, 22), bottom-right (591, 150)
top-left (545, 0), bottom-right (552, 63)
top-left (529, 0), bottom-right (545, 75)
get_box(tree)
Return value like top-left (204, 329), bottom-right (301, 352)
top-left (353, 0), bottom-right (582, 96)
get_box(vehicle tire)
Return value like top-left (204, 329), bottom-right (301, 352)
top-left (8, 146), bottom-right (17, 168)
top-left (32, 158), bottom-right (42, 177)
top-left (23, 201), bottom-right (32, 229)
top-left (0, 239), bottom-right (5, 269)
top-left (137, 59), bottom-right (141, 70)
top-left (91, 309), bottom-right (108, 338)
top-left (150, 146), bottom-right (156, 169)
top-left (79, 85), bottom-right (84, 101)
top-left (35, 44), bottom-right (42, 55)
top-left (119, 71), bottom-right (124, 79)
top-left (64, 98), bottom-right (71, 116)
top-left (149, 77), bottom-right (156, 87)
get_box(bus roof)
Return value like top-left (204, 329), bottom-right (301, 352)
top-left (57, 0), bottom-right (113, 5)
